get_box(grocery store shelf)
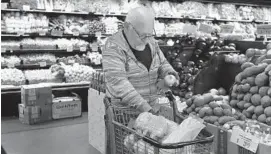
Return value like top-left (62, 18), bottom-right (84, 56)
top-left (2, 8), bottom-right (271, 24)
top-left (1, 49), bottom-right (92, 54)
top-left (1, 82), bottom-right (91, 94)
top-left (1, 33), bottom-right (111, 38)
top-left (1, 63), bottom-right (101, 70)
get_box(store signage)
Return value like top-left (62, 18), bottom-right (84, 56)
top-left (220, 24), bottom-right (234, 34)
top-left (257, 24), bottom-right (271, 36)
top-left (39, 62), bottom-right (47, 67)
top-left (230, 128), bottom-right (259, 153)
top-left (80, 46), bottom-right (86, 52)
top-left (51, 29), bottom-right (63, 37)
top-left (67, 46), bottom-right (73, 52)
top-left (22, 5), bottom-right (30, 11)
top-left (199, 23), bottom-right (213, 33)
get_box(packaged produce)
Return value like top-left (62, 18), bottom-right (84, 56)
top-left (63, 63), bottom-right (96, 83)
top-left (1, 68), bottom-right (26, 85)
top-left (20, 53), bottom-right (56, 64)
top-left (24, 69), bottom-right (61, 84)
top-left (1, 56), bottom-right (21, 66)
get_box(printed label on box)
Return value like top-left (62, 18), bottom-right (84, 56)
top-left (230, 128), bottom-right (259, 153)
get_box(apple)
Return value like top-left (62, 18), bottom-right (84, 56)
top-left (164, 75), bottom-right (177, 87)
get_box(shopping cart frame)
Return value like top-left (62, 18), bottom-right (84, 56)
top-left (104, 93), bottom-right (214, 154)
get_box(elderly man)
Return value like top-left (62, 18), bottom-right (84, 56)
top-left (103, 6), bottom-right (179, 114)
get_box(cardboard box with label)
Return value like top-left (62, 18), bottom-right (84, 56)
top-left (52, 95), bottom-right (82, 120)
top-left (21, 84), bottom-right (52, 106)
top-left (19, 104), bottom-right (40, 125)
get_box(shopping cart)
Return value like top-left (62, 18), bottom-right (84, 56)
top-left (104, 91), bottom-right (214, 154)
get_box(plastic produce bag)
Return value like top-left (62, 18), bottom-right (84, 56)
top-left (162, 115), bottom-right (205, 144)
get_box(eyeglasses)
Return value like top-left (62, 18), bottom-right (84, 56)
top-left (127, 22), bottom-right (156, 39)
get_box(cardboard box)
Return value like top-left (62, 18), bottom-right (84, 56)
top-left (40, 103), bottom-right (52, 122)
top-left (21, 84), bottom-right (52, 106)
top-left (52, 96), bottom-right (81, 119)
top-left (18, 104), bottom-right (40, 125)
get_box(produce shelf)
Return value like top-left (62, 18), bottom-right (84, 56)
top-left (1, 63), bottom-right (101, 69)
top-left (1, 49), bottom-right (92, 54)
top-left (2, 8), bottom-right (271, 24)
top-left (1, 82), bottom-right (91, 94)
top-left (1, 33), bottom-right (111, 38)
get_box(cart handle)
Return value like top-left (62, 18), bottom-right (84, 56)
top-left (142, 132), bottom-right (214, 149)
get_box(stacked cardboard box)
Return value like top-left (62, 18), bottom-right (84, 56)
top-left (19, 84), bottom-right (53, 125)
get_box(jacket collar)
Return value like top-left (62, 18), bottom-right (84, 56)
top-left (109, 31), bottom-right (157, 61)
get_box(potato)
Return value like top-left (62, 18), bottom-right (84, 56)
top-left (254, 105), bottom-right (264, 116)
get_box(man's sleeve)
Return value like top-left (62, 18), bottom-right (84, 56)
top-left (157, 44), bottom-right (179, 80)
top-left (102, 41), bottom-right (152, 112)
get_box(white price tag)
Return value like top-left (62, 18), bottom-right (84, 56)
top-left (67, 46), bottom-right (73, 52)
top-left (183, 25), bottom-right (197, 34)
top-left (220, 24), bottom-right (234, 34)
top-left (39, 31), bottom-right (46, 36)
top-left (80, 46), bottom-right (86, 52)
top-left (7, 63), bottom-right (15, 68)
top-left (39, 62), bottom-right (47, 67)
top-left (1, 48), bottom-right (6, 53)
top-left (17, 31), bottom-right (25, 36)
top-left (68, 60), bottom-right (75, 64)
top-left (73, 31), bottom-right (80, 36)
top-left (23, 5), bottom-right (30, 11)
top-left (257, 24), bottom-right (271, 36)
top-left (199, 23), bottom-right (213, 33)
top-left (95, 32), bottom-right (102, 38)
top-left (230, 128), bottom-right (260, 153)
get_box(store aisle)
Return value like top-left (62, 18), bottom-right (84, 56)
top-left (1, 114), bottom-right (101, 154)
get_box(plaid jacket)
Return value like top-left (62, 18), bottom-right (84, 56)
top-left (102, 31), bottom-right (177, 112)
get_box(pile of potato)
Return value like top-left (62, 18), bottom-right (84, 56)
top-left (230, 62), bottom-right (271, 125)
top-left (183, 88), bottom-right (245, 126)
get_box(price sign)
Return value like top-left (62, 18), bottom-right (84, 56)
top-left (68, 59), bottom-right (75, 64)
top-left (51, 29), bottom-right (63, 37)
top-left (220, 24), bottom-right (234, 34)
top-left (67, 46), bottom-right (73, 52)
top-left (80, 46), bottom-right (87, 52)
top-left (17, 31), bottom-right (25, 36)
top-left (23, 5), bottom-right (30, 11)
top-left (95, 32), bottom-right (102, 38)
top-left (39, 31), bottom-right (46, 36)
top-left (257, 24), bottom-right (271, 36)
top-left (73, 31), bottom-right (80, 36)
top-left (183, 25), bottom-right (197, 34)
top-left (39, 62), bottom-right (47, 67)
top-left (199, 23), bottom-right (213, 33)
top-left (7, 63), bottom-right (15, 68)
top-left (1, 48), bottom-right (6, 53)
top-left (230, 128), bottom-right (259, 153)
